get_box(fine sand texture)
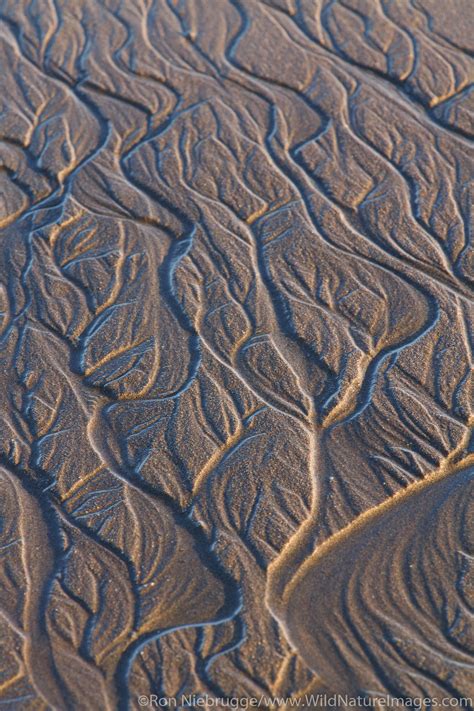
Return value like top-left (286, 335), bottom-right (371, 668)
top-left (0, 0), bottom-right (473, 708)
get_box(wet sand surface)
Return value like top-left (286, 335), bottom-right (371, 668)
top-left (0, 0), bottom-right (473, 708)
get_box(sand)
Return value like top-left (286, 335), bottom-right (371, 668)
top-left (0, 0), bottom-right (473, 708)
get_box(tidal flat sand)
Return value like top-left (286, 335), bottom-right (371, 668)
top-left (0, 0), bottom-right (473, 708)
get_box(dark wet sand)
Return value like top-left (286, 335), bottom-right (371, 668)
top-left (0, 0), bottom-right (473, 708)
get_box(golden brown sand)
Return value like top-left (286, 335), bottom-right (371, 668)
top-left (0, 0), bottom-right (473, 708)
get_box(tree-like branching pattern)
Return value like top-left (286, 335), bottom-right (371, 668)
top-left (0, 0), bottom-right (473, 707)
